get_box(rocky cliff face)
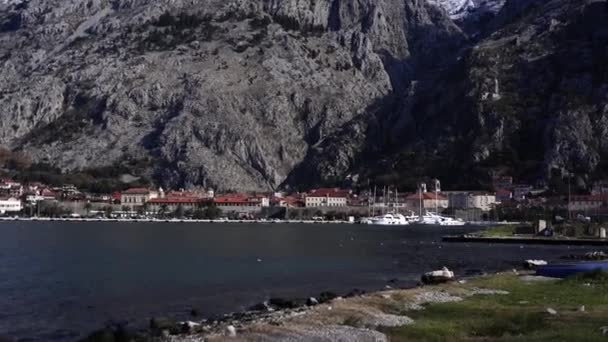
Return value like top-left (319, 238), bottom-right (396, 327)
top-left (432, 0), bottom-right (608, 188)
top-left (0, 0), bottom-right (606, 191)
top-left (0, 0), bottom-right (462, 190)
top-left (286, 0), bottom-right (608, 190)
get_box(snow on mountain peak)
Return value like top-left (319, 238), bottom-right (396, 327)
top-left (0, 0), bottom-right (25, 5)
top-left (427, 0), bottom-right (506, 20)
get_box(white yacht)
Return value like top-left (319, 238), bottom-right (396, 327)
top-left (362, 185), bottom-right (409, 226)
top-left (407, 180), bottom-right (467, 226)
top-left (404, 212), bottom-right (421, 224)
top-left (364, 213), bottom-right (409, 226)
top-left (419, 212), bottom-right (466, 226)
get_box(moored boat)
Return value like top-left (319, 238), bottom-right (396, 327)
top-left (363, 213), bottom-right (409, 226)
top-left (536, 261), bottom-right (608, 278)
top-left (418, 212), bottom-right (466, 226)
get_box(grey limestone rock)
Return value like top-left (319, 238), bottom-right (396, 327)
top-left (0, 0), bottom-right (461, 190)
top-left (1, 0), bottom-right (606, 191)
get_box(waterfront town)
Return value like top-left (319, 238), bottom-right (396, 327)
top-left (0, 175), bottom-right (606, 222)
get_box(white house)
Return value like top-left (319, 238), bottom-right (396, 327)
top-left (120, 188), bottom-right (159, 209)
top-left (0, 197), bottom-right (22, 214)
top-left (468, 193), bottom-right (497, 211)
top-left (445, 191), bottom-right (497, 211)
top-left (213, 194), bottom-right (270, 214)
top-left (570, 195), bottom-right (606, 211)
top-left (304, 188), bottom-right (349, 207)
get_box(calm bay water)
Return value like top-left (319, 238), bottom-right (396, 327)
top-left (0, 221), bottom-right (600, 341)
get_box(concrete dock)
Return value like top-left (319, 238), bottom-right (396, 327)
top-left (443, 235), bottom-right (608, 246)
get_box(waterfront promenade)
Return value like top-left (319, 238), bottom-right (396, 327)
top-left (0, 216), bottom-right (355, 224)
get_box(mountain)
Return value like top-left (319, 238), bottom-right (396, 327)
top-left (0, 0), bottom-right (606, 192)
top-left (0, 0), bottom-right (462, 190)
top-left (289, 0), bottom-right (608, 190)
top-left (426, 0), bottom-right (505, 20)
top-left (425, 0), bottom-right (608, 189)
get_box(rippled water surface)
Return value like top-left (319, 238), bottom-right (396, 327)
top-left (0, 221), bottom-right (599, 341)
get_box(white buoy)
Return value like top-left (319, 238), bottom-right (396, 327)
top-left (226, 325), bottom-right (237, 337)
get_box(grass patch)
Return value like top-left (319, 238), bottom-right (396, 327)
top-left (478, 225), bottom-right (517, 237)
top-left (566, 269), bottom-right (608, 284)
top-left (383, 273), bottom-right (608, 341)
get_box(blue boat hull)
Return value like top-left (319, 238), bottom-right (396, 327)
top-left (536, 261), bottom-right (608, 278)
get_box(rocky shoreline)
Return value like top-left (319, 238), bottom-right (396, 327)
top-left (83, 287), bottom-right (382, 341)
top-left (82, 270), bottom-right (503, 342)
top-left (80, 249), bottom-right (607, 341)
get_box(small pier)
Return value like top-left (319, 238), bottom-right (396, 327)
top-left (443, 235), bottom-right (608, 246)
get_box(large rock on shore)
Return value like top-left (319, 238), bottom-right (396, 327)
top-left (421, 267), bottom-right (455, 284)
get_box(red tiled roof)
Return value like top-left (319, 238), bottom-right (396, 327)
top-left (270, 195), bottom-right (300, 203)
top-left (284, 193), bottom-right (305, 200)
top-left (41, 189), bottom-right (56, 197)
top-left (214, 193), bottom-right (247, 200)
top-left (214, 199), bottom-right (249, 204)
top-left (165, 191), bottom-right (203, 198)
top-left (213, 193), bottom-right (263, 204)
top-left (495, 188), bottom-right (512, 196)
top-left (149, 197), bottom-right (201, 204)
top-left (572, 194), bottom-right (608, 202)
top-left (122, 188), bottom-right (151, 195)
top-left (284, 196), bottom-right (303, 206)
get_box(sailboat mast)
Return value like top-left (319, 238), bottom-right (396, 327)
top-left (396, 188), bottom-right (399, 214)
top-left (368, 187), bottom-right (371, 217)
top-left (383, 186), bottom-right (386, 215)
top-left (419, 183), bottom-right (422, 218)
top-left (373, 185), bottom-right (377, 216)
top-left (434, 179), bottom-right (440, 215)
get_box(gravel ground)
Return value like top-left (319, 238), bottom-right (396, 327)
top-left (468, 288), bottom-right (510, 295)
top-left (413, 291), bottom-right (463, 304)
top-left (229, 324), bottom-right (388, 342)
top-left (363, 313), bottom-right (414, 327)
top-left (158, 278), bottom-right (512, 341)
